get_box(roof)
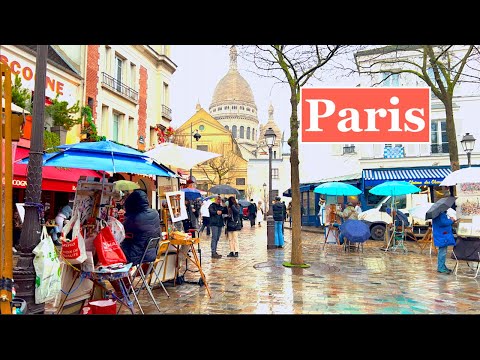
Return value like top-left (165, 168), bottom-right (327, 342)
top-left (362, 167), bottom-right (451, 187)
top-left (355, 45), bottom-right (422, 58)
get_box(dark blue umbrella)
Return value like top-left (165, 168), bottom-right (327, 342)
top-left (181, 188), bottom-right (202, 200)
top-left (339, 219), bottom-right (371, 243)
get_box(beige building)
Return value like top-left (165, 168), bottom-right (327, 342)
top-left (83, 45), bottom-right (176, 150)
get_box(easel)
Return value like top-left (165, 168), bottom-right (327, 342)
top-left (323, 204), bottom-right (340, 249)
top-left (416, 227), bottom-right (437, 255)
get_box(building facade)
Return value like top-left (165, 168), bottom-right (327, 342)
top-left (175, 106), bottom-right (248, 196)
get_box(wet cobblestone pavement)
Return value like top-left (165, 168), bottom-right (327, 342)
top-left (50, 225), bottom-right (480, 314)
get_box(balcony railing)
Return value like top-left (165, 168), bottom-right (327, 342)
top-left (431, 143), bottom-right (449, 154)
top-left (101, 72), bottom-right (138, 102)
top-left (162, 105), bottom-right (172, 120)
top-left (343, 145), bottom-right (355, 154)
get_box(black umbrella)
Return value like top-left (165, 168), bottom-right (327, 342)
top-left (238, 199), bottom-right (251, 207)
top-left (208, 184), bottom-right (240, 196)
top-left (425, 196), bottom-right (456, 220)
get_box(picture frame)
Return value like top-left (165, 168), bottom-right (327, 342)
top-left (165, 190), bottom-right (187, 222)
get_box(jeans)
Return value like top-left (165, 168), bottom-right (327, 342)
top-left (339, 232), bottom-right (345, 245)
top-left (437, 246), bottom-right (449, 271)
top-left (199, 217), bottom-right (210, 235)
top-left (211, 226), bottom-right (223, 254)
top-left (274, 221), bottom-right (284, 246)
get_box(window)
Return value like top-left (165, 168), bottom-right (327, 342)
top-left (246, 107), bottom-right (250, 112)
top-left (240, 126), bottom-right (244, 139)
top-left (246, 127), bottom-right (250, 139)
top-left (232, 125), bottom-right (237, 138)
top-left (272, 168), bottom-right (279, 179)
top-left (163, 82), bottom-right (169, 105)
top-left (366, 190), bottom-right (385, 207)
top-left (115, 56), bottom-right (123, 91)
top-left (128, 117), bottom-right (135, 146)
top-left (383, 144), bottom-right (404, 158)
top-left (105, 46), bottom-right (111, 73)
top-left (240, 106), bottom-right (244, 110)
top-left (150, 126), bottom-right (156, 147)
top-left (197, 145), bottom-right (208, 152)
top-left (252, 129), bottom-right (255, 141)
top-left (343, 144), bottom-right (355, 154)
top-left (273, 150), bottom-right (277, 159)
top-left (427, 67), bottom-right (447, 86)
top-left (431, 119), bottom-right (448, 154)
top-left (225, 125), bottom-right (229, 131)
top-left (382, 72), bottom-right (399, 87)
top-left (218, 107), bottom-right (222, 111)
top-left (236, 178), bottom-right (246, 185)
top-left (112, 113), bottom-right (119, 142)
top-left (199, 125), bottom-right (205, 131)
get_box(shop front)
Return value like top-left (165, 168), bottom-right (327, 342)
top-left (361, 166), bottom-right (453, 210)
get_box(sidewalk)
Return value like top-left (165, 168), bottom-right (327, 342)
top-left (284, 223), bottom-right (324, 234)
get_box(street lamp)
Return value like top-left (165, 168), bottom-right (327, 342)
top-left (264, 127), bottom-right (276, 249)
top-left (190, 123), bottom-right (201, 180)
top-left (461, 132), bottom-right (476, 167)
top-left (262, 182), bottom-right (267, 220)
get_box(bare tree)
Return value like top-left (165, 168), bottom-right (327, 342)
top-left (355, 45), bottom-right (480, 171)
top-left (171, 131), bottom-right (188, 147)
top-left (242, 45), bottom-right (348, 266)
top-left (245, 185), bottom-right (255, 200)
top-left (197, 147), bottom-right (243, 185)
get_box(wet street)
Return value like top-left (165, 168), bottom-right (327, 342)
top-left (111, 224), bottom-right (480, 315)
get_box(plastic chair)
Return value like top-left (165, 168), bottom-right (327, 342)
top-left (128, 237), bottom-right (162, 313)
top-left (148, 239), bottom-right (171, 298)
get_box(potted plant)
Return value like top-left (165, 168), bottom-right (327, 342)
top-left (45, 95), bottom-right (82, 144)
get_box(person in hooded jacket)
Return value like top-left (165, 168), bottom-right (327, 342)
top-left (120, 189), bottom-right (160, 265)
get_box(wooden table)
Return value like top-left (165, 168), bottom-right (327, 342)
top-left (169, 237), bottom-right (211, 298)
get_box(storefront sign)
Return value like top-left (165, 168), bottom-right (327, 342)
top-left (301, 87), bottom-right (430, 143)
top-left (0, 47), bottom-right (80, 106)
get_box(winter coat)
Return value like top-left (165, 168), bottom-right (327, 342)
top-left (247, 202), bottom-right (257, 218)
top-left (432, 211), bottom-right (456, 248)
top-left (337, 205), bottom-right (358, 221)
top-left (272, 202), bottom-right (285, 221)
top-left (209, 202), bottom-right (227, 227)
top-left (226, 204), bottom-right (242, 231)
top-left (121, 190), bottom-right (160, 265)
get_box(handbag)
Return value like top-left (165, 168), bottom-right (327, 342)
top-left (226, 215), bottom-right (241, 232)
top-left (94, 224), bottom-right (128, 266)
top-left (61, 212), bottom-right (87, 265)
top-left (33, 226), bottom-right (62, 304)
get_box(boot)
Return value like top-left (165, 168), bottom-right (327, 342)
top-left (234, 252), bottom-right (238, 257)
top-left (227, 252), bottom-right (235, 257)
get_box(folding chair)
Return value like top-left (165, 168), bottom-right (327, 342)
top-left (148, 239), bottom-right (171, 298)
top-left (128, 237), bottom-right (162, 313)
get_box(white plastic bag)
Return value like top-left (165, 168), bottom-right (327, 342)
top-left (107, 216), bottom-right (125, 244)
top-left (33, 226), bottom-right (62, 304)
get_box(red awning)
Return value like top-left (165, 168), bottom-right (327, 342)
top-left (14, 146), bottom-right (103, 192)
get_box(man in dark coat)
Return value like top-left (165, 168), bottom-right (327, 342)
top-left (121, 189), bottom-right (160, 265)
top-left (247, 199), bottom-right (257, 227)
top-left (208, 195), bottom-right (227, 258)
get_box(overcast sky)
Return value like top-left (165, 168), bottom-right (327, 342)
top-left (170, 45), bottom-right (360, 182)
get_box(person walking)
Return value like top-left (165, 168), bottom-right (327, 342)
top-left (199, 199), bottom-right (212, 236)
top-left (208, 195), bottom-right (227, 258)
top-left (256, 200), bottom-right (264, 227)
top-left (247, 199), bottom-right (257, 227)
top-left (272, 196), bottom-right (285, 248)
top-left (432, 210), bottom-right (456, 274)
top-left (225, 196), bottom-right (242, 257)
top-left (318, 198), bottom-right (326, 226)
top-left (281, 200), bottom-right (287, 234)
top-left (287, 201), bottom-right (292, 227)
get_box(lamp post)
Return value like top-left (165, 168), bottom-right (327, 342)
top-left (13, 45), bottom-right (48, 314)
top-left (263, 182), bottom-right (267, 220)
top-left (461, 132), bottom-right (476, 167)
top-left (190, 122), bottom-right (201, 181)
top-left (264, 127), bottom-right (276, 249)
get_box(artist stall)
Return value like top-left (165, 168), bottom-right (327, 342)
top-left (451, 182), bottom-right (480, 278)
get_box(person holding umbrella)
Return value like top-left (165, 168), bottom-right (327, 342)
top-left (432, 209), bottom-right (457, 274)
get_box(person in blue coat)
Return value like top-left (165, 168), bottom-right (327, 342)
top-left (432, 210), bottom-right (456, 274)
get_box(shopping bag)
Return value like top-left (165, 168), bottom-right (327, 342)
top-left (94, 225), bottom-right (127, 266)
top-left (107, 216), bottom-right (126, 244)
top-left (33, 226), bottom-right (62, 304)
top-left (88, 299), bottom-right (116, 314)
top-left (61, 213), bottom-right (87, 264)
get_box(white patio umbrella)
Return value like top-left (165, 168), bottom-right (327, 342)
top-left (144, 142), bottom-right (221, 170)
top-left (440, 167), bottom-right (480, 186)
top-left (2, 98), bottom-right (30, 114)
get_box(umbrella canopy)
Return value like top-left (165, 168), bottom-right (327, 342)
top-left (208, 184), bottom-right (240, 196)
top-left (339, 219), bottom-right (371, 243)
top-left (369, 181), bottom-right (421, 197)
top-left (2, 98), bottom-right (30, 114)
top-left (440, 167), bottom-right (480, 186)
top-left (201, 195), bottom-right (217, 201)
top-left (181, 187), bottom-right (202, 200)
top-left (313, 182), bottom-right (361, 196)
top-left (144, 142), bottom-right (221, 170)
top-left (113, 180), bottom-right (140, 191)
top-left (238, 199), bottom-right (251, 207)
top-left (19, 150), bottom-right (175, 177)
top-left (425, 196), bottom-right (456, 220)
top-left (409, 203), bottom-right (434, 221)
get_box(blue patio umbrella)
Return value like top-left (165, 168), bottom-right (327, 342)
top-left (181, 188), bottom-right (202, 201)
top-left (339, 219), bottom-right (371, 243)
top-left (369, 181), bottom-right (420, 197)
top-left (313, 182), bottom-right (361, 196)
